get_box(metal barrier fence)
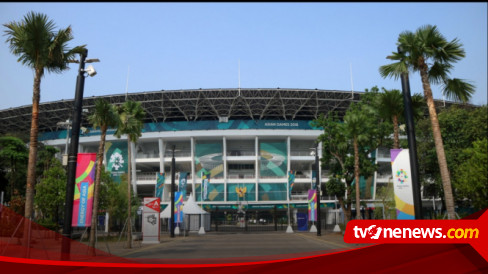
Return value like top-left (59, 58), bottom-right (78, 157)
top-left (159, 208), bottom-right (338, 233)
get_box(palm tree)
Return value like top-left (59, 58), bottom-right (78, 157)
top-left (379, 25), bottom-right (475, 219)
top-left (3, 12), bottom-right (85, 220)
top-left (377, 88), bottom-right (424, 149)
top-left (87, 99), bottom-right (119, 251)
top-left (343, 103), bottom-right (375, 220)
top-left (114, 100), bottom-right (145, 248)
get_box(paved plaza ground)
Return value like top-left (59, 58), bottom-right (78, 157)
top-left (92, 231), bottom-right (366, 264)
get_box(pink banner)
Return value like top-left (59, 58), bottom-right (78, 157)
top-left (72, 153), bottom-right (97, 227)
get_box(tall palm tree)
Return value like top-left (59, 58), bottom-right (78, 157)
top-left (3, 12), bottom-right (85, 220)
top-left (377, 88), bottom-right (424, 149)
top-left (114, 100), bottom-right (145, 248)
top-left (87, 99), bottom-right (119, 251)
top-left (343, 103), bottom-right (376, 220)
top-left (379, 25), bottom-right (475, 219)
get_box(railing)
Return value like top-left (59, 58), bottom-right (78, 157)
top-left (377, 148), bottom-right (392, 159)
top-left (290, 193), bottom-right (336, 201)
top-left (228, 174), bottom-right (255, 179)
top-left (226, 150), bottom-right (255, 156)
top-left (164, 150), bottom-right (191, 157)
top-left (376, 174), bottom-right (392, 181)
top-left (136, 172), bottom-right (193, 181)
top-left (290, 150), bottom-right (315, 156)
top-left (136, 153), bottom-right (159, 159)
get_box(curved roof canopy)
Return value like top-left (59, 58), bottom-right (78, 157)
top-left (0, 88), bottom-right (468, 135)
top-left (0, 88), bottom-right (361, 135)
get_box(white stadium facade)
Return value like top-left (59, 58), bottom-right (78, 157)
top-left (0, 88), bottom-right (457, 229)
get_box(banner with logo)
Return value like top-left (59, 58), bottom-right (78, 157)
top-left (142, 197), bottom-right (160, 244)
top-left (72, 153), bottom-right (96, 227)
top-left (308, 189), bottom-right (317, 222)
top-left (288, 170), bottom-right (296, 199)
top-left (105, 141), bottom-right (128, 182)
top-left (175, 191), bottom-right (184, 224)
top-left (179, 172), bottom-right (188, 200)
top-left (202, 171), bottom-right (210, 201)
top-left (155, 172), bottom-right (165, 200)
top-left (390, 149), bottom-right (415, 219)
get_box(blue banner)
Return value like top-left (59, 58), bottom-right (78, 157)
top-left (174, 192), bottom-right (184, 224)
top-left (156, 172), bottom-right (165, 200)
top-left (77, 182), bottom-right (89, 227)
top-left (202, 171), bottom-right (210, 201)
top-left (179, 172), bottom-right (188, 200)
top-left (288, 170), bottom-right (296, 199)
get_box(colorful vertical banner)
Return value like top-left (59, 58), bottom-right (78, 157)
top-left (155, 172), bottom-right (165, 200)
top-left (142, 197), bottom-right (160, 244)
top-left (308, 189), bottom-right (317, 222)
top-left (390, 149), bottom-right (415, 219)
top-left (202, 171), bottom-right (210, 201)
top-left (288, 170), bottom-right (296, 198)
top-left (179, 172), bottom-right (188, 200)
top-left (72, 153), bottom-right (96, 227)
top-left (174, 192), bottom-right (184, 224)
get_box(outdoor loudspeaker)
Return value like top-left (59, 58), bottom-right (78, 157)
top-left (84, 65), bottom-right (97, 77)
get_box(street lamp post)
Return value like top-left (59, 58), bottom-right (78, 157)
top-left (61, 49), bottom-right (99, 260)
top-left (398, 46), bottom-right (422, 220)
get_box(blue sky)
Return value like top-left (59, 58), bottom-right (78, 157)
top-left (0, 2), bottom-right (486, 110)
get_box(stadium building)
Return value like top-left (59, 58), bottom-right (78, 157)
top-left (0, 88), bottom-right (456, 228)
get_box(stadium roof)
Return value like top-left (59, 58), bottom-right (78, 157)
top-left (0, 88), bottom-right (362, 134)
top-left (0, 88), bottom-right (471, 135)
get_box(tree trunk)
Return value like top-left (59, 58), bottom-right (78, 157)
top-left (419, 62), bottom-right (456, 220)
top-left (392, 115), bottom-right (399, 149)
top-left (88, 125), bottom-right (107, 251)
top-left (24, 69), bottom-right (42, 220)
top-left (354, 137), bottom-right (361, 220)
top-left (23, 68), bottom-right (42, 248)
top-left (127, 137), bottom-right (132, 248)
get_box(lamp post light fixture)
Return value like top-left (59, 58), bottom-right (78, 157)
top-left (61, 49), bottom-right (99, 260)
top-left (56, 119), bottom-right (71, 165)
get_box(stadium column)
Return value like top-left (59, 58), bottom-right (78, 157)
top-left (223, 136), bottom-right (227, 182)
top-left (255, 136), bottom-right (259, 179)
top-left (191, 137), bottom-right (195, 195)
top-left (287, 137), bottom-right (291, 175)
top-left (255, 136), bottom-right (259, 201)
top-left (158, 138), bottom-right (165, 176)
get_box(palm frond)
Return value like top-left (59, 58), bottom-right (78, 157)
top-left (4, 11), bottom-right (84, 74)
top-left (442, 78), bottom-right (475, 103)
top-left (379, 61), bottom-right (407, 80)
top-left (428, 62), bottom-right (452, 85)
